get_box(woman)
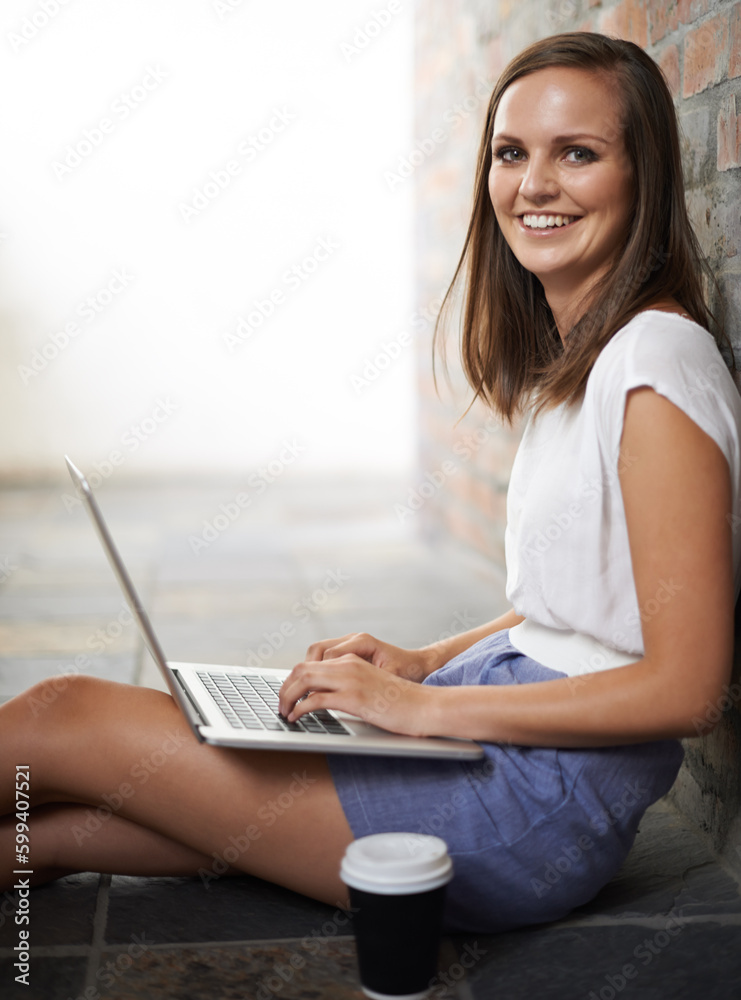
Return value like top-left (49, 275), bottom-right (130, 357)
top-left (2, 33), bottom-right (740, 934)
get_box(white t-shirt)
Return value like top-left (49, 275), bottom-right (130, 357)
top-left (505, 310), bottom-right (741, 676)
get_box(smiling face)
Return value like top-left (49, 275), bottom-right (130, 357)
top-left (488, 66), bottom-right (635, 318)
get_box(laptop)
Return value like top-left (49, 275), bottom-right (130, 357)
top-left (65, 457), bottom-right (483, 759)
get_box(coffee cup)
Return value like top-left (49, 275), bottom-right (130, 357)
top-left (340, 832), bottom-right (453, 1000)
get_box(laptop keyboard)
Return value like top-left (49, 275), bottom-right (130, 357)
top-left (197, 671), bottom-right (351, 735)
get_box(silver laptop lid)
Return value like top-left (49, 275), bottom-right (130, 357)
top-left (65, 455), bottom-right (170, 675)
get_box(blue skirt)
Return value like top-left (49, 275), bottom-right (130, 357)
top-left (328, 630), bottom-right (684, 933)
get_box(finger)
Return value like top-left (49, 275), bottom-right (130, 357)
top-left (280, 658), bottom-right (371, 718)
top-left (318, 632), bottom-right (382, 663)
top-left (285, 689), bottom-right (340, 723)
top-left (278, 662), bottom-right (343, 716)
top-left (304, 635), bottom-right (355, 662)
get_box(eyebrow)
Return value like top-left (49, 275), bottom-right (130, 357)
top-left (492, 132), bottom-right (610, 145)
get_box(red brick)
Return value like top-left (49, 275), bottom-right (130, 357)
top-left (658, 44), bottom-right (681, 98)
top-left (599, 0), bottom-right (648, 47)
top-left (683, 12), bottom-right (730, 98)
top-left (731, 2), bottom-right (741, 80)
top-left (718, 94), bottom-right (741, 172)
top-left (649, 0), bottom-right (716, 44)
top-left (677, 0), bottom-right (712, 24)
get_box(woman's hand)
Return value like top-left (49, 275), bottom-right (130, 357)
top-left (302, 632), bottom-right (439, 682)
top-left (277, 654), bottom-right (435, 736)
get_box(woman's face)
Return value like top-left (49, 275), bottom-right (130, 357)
top-left (488, 66), bottom-right (634, 300)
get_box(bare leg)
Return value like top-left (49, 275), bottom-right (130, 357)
top-left (0, 804), bottom-right (242, 886)
top-left (0, 676), bottom-right (355, 905)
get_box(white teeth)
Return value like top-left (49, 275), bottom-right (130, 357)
top-left (522, 214), bottom-right (576, 229)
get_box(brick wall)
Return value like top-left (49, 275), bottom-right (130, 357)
top-left (414, 0), bottom-right (741, 868)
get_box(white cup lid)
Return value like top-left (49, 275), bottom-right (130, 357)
top-left (340, 833), bottom-right (453, 895)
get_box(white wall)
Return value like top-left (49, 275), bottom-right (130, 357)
top-left (0, 0), bottom-right (414, 478)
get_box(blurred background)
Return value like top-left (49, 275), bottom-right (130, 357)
top-left (0, 0), bottom-right (416, 479)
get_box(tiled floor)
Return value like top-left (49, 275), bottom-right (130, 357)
top-left (1, 478), bottom-right (740, 999)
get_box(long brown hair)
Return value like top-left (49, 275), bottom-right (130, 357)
top-left (435, 32), bottom-right (726, 423)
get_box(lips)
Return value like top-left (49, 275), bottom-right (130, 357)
top-left (520, 213), bottom-right (579, 229)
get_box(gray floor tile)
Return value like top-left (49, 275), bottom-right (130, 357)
top-left (458, 921), bottom-right (741, 1000)
top-left (572, 802), bottom-right (741, 920)
top-left (0, 955), bottom-right (87, 1000)
top-left (104, 874), bottom-right (345, 945)
top-left (0, 873), bottom-right (99, 948)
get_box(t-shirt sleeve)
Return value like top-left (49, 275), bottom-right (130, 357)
top-left (590, 316), bottom-right (741, 474)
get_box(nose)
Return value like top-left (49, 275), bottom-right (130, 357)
top-left (519, 153), bottom-right (559, 205)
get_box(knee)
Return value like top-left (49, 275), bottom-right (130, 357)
top-left (24, 672), bottom-right (112, 722)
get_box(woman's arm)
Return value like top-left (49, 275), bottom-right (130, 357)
top-left (299, 608), bottom-right (525, 682)
top-left (281, 388), bottom-right (735, 745)
top-left (418, 386), bottom-right (736, 745)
